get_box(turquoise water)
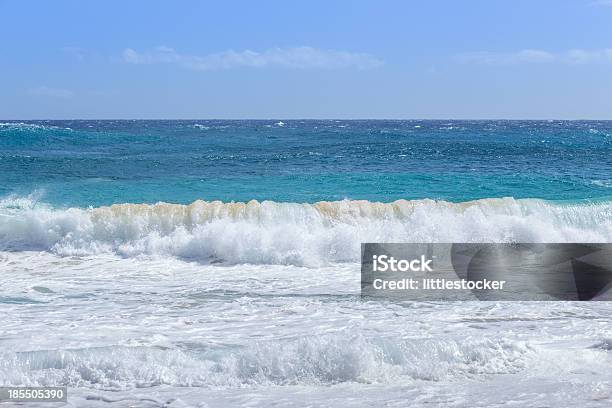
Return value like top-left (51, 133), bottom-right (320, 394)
top-left (1, 120), bottom-right (611, 206)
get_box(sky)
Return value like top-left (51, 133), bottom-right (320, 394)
top-left (1, 0), bottom-right (611, 119)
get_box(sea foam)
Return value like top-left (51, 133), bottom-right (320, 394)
top-left (1, 195), bottom-right (611, 266)
top-left (1, 335), bottom-right (530, 388)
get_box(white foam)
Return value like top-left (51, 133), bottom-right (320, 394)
top-left (592, 179), bottom-right (612, 188)
top-left (0, 122), bottom-right (67, 131)
top-left (0, 335), bottom-right (531, 388)
top-left (1, 196), bottom-right (611, 266)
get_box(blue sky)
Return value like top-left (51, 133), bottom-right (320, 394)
top-left (1, 0), bottom-right (611, 119)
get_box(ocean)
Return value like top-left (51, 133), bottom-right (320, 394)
top-left (1, 120), bottom-right (612, 407)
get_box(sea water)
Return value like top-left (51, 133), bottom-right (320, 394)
top-left (1, 120), bottom-right (611, 407)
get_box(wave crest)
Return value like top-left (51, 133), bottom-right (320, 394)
top-left (1, 196), bottom-right (611, 266)
top-left (1, 335), bottom-right (530, 388)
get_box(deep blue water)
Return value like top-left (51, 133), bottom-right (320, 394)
top-left (1, 120), bottom-right (611, 207)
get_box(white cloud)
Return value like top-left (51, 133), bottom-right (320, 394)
top-left (566, 48), bottom-right (612, 64)
top-left (456, 48), bottom-right (612, 65)
top-left (122, 46), bottom-right (384, 70)
top-left (27, 86), bottom-right (75, 98)
top-left (456, 49), bottom-right (555, 65)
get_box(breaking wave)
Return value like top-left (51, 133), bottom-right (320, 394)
top-left (0, 335), bottom-right (530, 388)
top-left (0, 122), bottom-right (70, 132)
top-left (1, 195), bottom-right (611, 266)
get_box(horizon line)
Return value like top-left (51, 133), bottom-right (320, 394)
top-left (2, 118), bottom-right (612, 121)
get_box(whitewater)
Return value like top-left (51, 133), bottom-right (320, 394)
top-left (2, 195), bottom-right (612, 265)
top-left (1, 195), bottom-right (612, 407)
